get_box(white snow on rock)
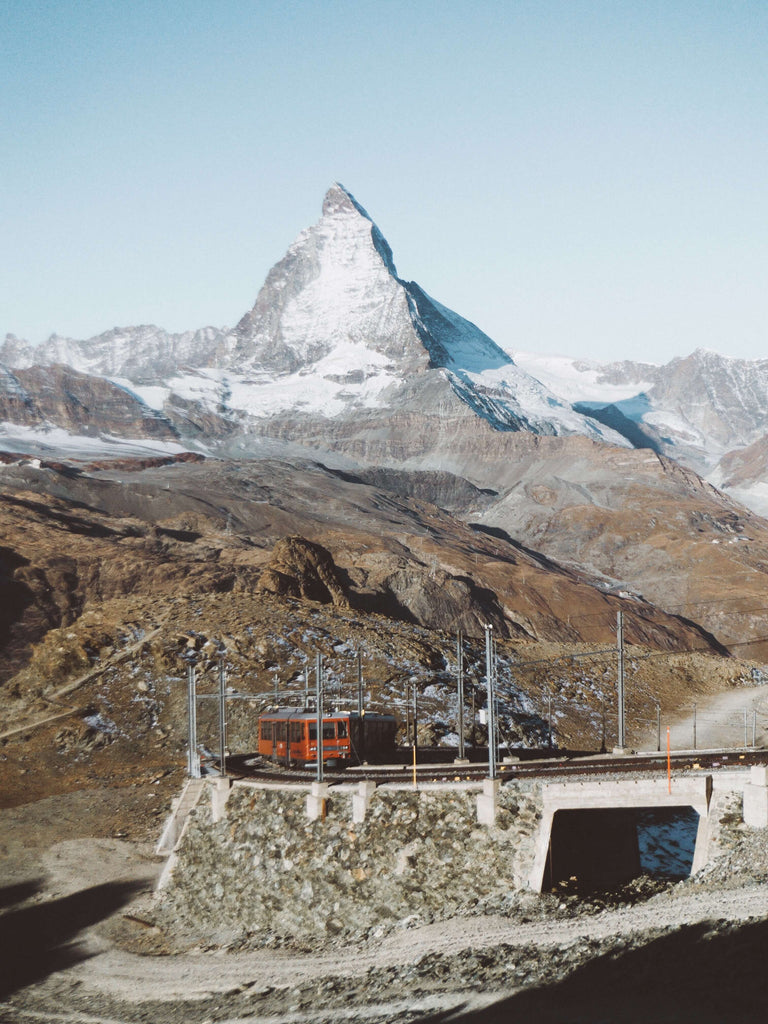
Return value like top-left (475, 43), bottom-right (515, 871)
top-left (0, 421), bottom-right (195, 459)
top-left (510, 351), bottom-right (656, 407)
top-left (222, 183), bottom-right (629, 443)
top-left (1, 185), bottom-right (631, 449)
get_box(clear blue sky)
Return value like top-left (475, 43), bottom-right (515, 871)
top-left (3, 0), bottom-right (767, 363)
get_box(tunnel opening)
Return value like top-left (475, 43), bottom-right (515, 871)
top-left (543, 805), bottom-right (699, 894)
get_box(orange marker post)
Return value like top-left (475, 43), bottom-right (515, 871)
top-left (666, 726), bottom-right (671, 794)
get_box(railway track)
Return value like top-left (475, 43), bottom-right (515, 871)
top-left (222, 747), bottom-right (768, 786)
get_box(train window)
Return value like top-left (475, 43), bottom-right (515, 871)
top-left (337, 721), bottom-right (348, 738)
top-left (290, 721), bottom-right (303, 743)
top-left (260, 721), bottom-right (272, 741)
top-left (309, 724), bottom-right (317, 740)
top-left (323, 723), bottom-right (335, 740)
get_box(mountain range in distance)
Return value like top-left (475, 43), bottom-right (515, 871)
top-left (3, 184), bottom-right (768, 517)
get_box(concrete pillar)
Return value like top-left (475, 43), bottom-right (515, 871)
top-left (210, 776), bottom-right (232, 823)
top-left (352, 781), bottom-right (376, 823)
top-left (691, 807), bottom-right (712, 873)
top-left (477, 777), bottom-right (500, 825)
top-left (743, 765), bottom-right (768, 828)
top-left (306, 782), bottom-right (329, 821)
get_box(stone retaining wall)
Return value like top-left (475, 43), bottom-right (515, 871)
top-left (158, 778), bottom-right (542, 946)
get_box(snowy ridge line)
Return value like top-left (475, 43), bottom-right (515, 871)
top-left (0, 185), bottom-right (630, 452)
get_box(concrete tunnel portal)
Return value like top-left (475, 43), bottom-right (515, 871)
top-left (529, 776), bottom-right (713, 893)
top-left (543, 806), bottom-right (700, 892)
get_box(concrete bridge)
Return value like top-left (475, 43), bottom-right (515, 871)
top-left (155, 765), bottom-right (768, 944)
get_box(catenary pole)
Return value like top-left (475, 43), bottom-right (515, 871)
top-left (457, 630), bottom-right (465, 760)
top-left (412, 682), bottom-right (418, 753)
top-left (316, 653), bottom-right (324, 783)
top-left (484, 624), bottom-right (497, 779)
top-left (617, 610), bottom-right (626, 749)
top-left (186, 657), bottom-right (200, 779)
top-left (218, 648), bottom-right (227, 778)
top-left (656, 701), bottom-right (661, 753)
top-left (357, 651), bottom-right (364, 715)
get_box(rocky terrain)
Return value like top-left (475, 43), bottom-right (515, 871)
top-left (3, 448), bottom-right (766, 781)
top-left (2, 769), bottom-right (768, 1023)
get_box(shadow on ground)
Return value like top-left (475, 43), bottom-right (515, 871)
top-left (0, 878), bottom-right (145, 999)
top-left (418, 916), bottom-right (768, 1024)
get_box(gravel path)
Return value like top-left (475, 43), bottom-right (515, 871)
top-left (64, 881), bottom-right (768, 1001)
top-left (665, 682), bottom-right (768, 750)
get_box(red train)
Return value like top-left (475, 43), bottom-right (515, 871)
top-left (257, 709), bottom-right (397, 767)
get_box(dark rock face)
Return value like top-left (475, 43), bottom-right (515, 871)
top-left (0, 365), bottom-right (178, 440)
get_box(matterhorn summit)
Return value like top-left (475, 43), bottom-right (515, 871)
top-left (215, 183), bottom-right (621, 443)
top-left (231, 183), bottom-right (512, 379)
top-left (231, 183), bottom-right (432, 376)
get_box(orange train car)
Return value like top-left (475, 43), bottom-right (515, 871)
top-left (257, 709), bottom-right (397, 767)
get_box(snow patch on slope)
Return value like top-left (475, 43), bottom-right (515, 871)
top-left (511, 351), bottom-right (655, 407)
top-left (0, 421), bottom-right (195, 459)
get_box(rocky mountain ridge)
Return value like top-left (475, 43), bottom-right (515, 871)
top-left (0, 184), bottom-right (627, 449)
top-left (513, 348), bottom-right (768, 515)
top-left (3, 186), bottom-right (768, 514)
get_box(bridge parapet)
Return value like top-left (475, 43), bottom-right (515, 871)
top-left (541, 776), bottom-right (713, 814)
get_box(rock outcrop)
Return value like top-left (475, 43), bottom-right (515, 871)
top-left (257, 536), bottom-right (351, 607)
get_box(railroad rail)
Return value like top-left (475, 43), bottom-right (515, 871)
top-left (221, 747), bottom-right (768, 786)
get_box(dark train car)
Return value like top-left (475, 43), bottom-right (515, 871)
top-left (257, 709), bottom-right (397, 767)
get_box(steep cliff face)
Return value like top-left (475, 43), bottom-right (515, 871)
top-left (232, 184), bottom-right (432, 376)
top-left (225, 184), bottom-right (618, 443)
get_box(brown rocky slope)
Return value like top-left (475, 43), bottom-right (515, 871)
top-left (1, 452), bottom-right (765, 818)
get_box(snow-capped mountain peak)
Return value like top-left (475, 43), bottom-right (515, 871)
top-left (1, 184), bottom-right (630, 455)
top-left (231, 182), bottom-right (426, 376)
